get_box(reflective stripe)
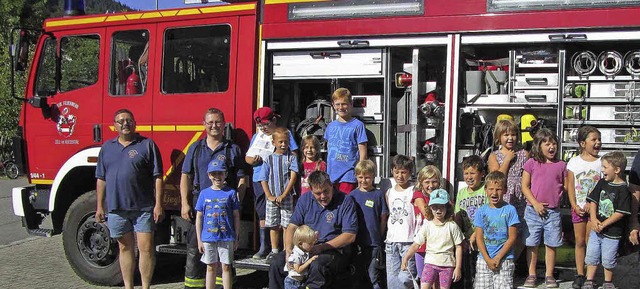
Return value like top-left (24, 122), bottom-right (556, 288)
top-left (184, 277), bottom-right (205, 288)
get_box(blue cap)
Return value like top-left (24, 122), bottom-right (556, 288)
top-left (428, 189), bottom-right (449, 206)
top-left (207, 159), bottom-right (227, 173)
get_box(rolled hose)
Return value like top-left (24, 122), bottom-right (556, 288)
top-left (598, 50), bottom-right (623, 76)
top-left (571, 51), bottom-right (597, 76)
top-left (624, 50), bottom-right (640, 76)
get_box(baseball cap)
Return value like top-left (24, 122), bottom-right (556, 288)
top-left (428, 189), bottom-right (450, 206)
top-left (253, 107), bottom-right (278, 124)
top-left (207, 160), bottom-right (227, 173)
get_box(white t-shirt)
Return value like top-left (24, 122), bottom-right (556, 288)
top-left (414, 220), bottom-right (464, 267)
top-left (385, 185), bottom-right (415, 243)
top-left (285, 246), bottom-right (309, 279)
top-left (567, 155), bottom-right (602, 208)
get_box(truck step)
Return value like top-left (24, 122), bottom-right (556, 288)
top-left (27, 228), bottom-right (54, 237)
top-left (156, 244), bottom-right (187, 255)
top-left (234, 256), bottom-right (270, 271)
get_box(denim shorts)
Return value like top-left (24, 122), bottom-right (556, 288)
top-left (585, 231), bottom-right (619, 269)
top-left (107, 210), bottom-right (154, 238)
top-left (284, 276), bottom-right (305, 289)
top-left (523, 206), bottom-right (563, 247)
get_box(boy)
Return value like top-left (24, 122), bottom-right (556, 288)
top-left (473, 171), bottom-right (520, 289)
top-left (257, 127), bottom-right (299, 262)
top-left (350, 160), bottom-right (389, 289)
top-left (454, 155), bottom-right (486, 289)
top-left (196, 160), bottom-right (240, 289)
top-left (386, 155), bottom-right (417, 289)
top-left (583, 151), bottom-right (631, 289)
top-left (324, 88), bottom-right (368, 193)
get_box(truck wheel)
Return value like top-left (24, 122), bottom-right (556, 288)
top-left (63, 191), bottom-right (122, 286)
top-left (4, 161), bottom-right (19, 179)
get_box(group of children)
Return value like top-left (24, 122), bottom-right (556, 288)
top-left (193, 85), bottom-right (636, 289)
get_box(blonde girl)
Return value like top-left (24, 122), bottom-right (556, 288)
top-left (411, 165), bottom-right (443, 281)
top-left (566, 126), bottom-right (601, 288)
top-left (402, 189), bottom-right (464, 289)
top-left (300, 135), bottom-right (326, 195)
top-left (521, 128), bottom-right (567, 288)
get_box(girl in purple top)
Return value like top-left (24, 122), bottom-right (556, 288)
top-left (521, 128), bottom-right (567, 288)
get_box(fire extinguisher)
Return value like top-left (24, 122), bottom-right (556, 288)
top-left (126, 68), bottom-right (141, 95)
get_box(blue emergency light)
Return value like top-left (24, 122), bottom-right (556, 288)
top-left (64, 0), bottom-right (85, 16)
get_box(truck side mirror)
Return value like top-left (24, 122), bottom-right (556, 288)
top-left (14, 30), bottom-right (30, 71)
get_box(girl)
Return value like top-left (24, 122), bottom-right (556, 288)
top-left (488, 119), bottom-right (529, 218)
top-left (402, 189), bottom-right (464, 289)
top-left (245, 107), bottom-right (299, 259)
top-left (300, 135), bottom-right (327, 195)
top-left (566, 126), bottom-right (601, 289)
top-left (521, 128), bottom-right (567, 288)
top-left (411, 165), bottom-right (442, 279)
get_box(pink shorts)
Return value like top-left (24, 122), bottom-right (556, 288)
top-left (421, 263), bottom-right (454, 289)
top-left (571, 209), bottom-right (589, 223)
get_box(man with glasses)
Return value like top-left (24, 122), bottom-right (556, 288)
top-left (95, 109), bottom-right (164, 289)
top-left (181, 108), bottom-right (247, 289)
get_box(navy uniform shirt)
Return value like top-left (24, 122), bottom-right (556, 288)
top-left (181, 139), bottom-right (245, 193)
top-left (349, 188), bottom-right (388, 247)
top-left (290, 190), bottom-right (358, 243)
top-left (96, 135), bottom-right (163, 212)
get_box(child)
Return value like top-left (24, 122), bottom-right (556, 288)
top-left (386, 155), bottom-right (417, 289)
top-left (284, 225), bottom-right (319, 289)
top-left (488, 119), bottom-right (528, 219)
top-left (324, 88), bottom-right (368, 193)
top-left (300, 135), bottom-right (327, 195)
top-left (582, 152), bottom-right (631, 289)
top-left (350, 160), bottom-right (389, 289)
top-left (402, 189), bottom-right (464, 289)
top-left (473, 171), bottom-right (520, 289)
top-left (195, 160), bottom-right (240, 289)
top-left (257, 127), bottom-right (299, 262)
top-left (454, 155), bottom-right (486, 289)
top-left (521, 128), bottom-right (566, 288)
top-left (566, 126), bottom-right (601, 289)
top-left (412, 165), bottom-right (443, 278)
top-left (246, 107), bottom-right (299, 259)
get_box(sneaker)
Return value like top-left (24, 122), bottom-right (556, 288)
top-left (600, 282), bottom-right (616, 289)
top-left (545, 276), bottom-right (559, 288)
top-left (265, 251), bottom-right (278, 263)
top-left (252, 249), bottom-right (269, 259)
top-left (573, 275), bottom-right (586, 289)
top-left (581, 280), bottom-right (594, 289)
top-left (523, 275), bottom-right (537, 288)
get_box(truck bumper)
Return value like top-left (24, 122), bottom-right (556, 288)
top-left (12, 185), bottom-right (53, 236)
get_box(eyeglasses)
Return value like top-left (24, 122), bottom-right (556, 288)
top-left (115, 119), bottom-right (134, 125)
top-left (204, 121), bottom-right (224, 127)
top-left (256, 120), bottom-right (272, 128)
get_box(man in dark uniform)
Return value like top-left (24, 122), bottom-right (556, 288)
top-left (180, 108), bottom-right (247, 289)
top-left (96, 109), bottom-right (164, 289)
top-left (269, 170), bottom-right (358, 289)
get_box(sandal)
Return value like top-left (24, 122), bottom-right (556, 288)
top-left (523, 275), bottom-right (537, 288)
top-left (545, 276), bottom-right (559, 288)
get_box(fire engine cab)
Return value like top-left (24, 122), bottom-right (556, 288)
top-left (10, 0), bottom-right (640, 285)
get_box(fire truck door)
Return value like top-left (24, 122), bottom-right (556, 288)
top-left (102, 25), bottom-right (155, 142)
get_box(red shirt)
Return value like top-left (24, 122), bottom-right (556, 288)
top-left (411, 190), bottom-right (430, 253)
top-left (300, 160), bottom-right (327, 194)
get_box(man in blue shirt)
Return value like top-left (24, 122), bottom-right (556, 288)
top-left (268, 171), bottom-right (358, 289)
top-left (95, 109), bottom-right (163, 289)
top-left (180, 108), bottom-right (247, 289)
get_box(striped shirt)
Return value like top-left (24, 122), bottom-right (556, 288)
top-left (257, 152), bottom-right (299, 197)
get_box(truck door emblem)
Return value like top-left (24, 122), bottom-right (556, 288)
top-left (55, 101), bottom-right (79, 138)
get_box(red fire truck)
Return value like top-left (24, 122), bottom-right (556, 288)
top-left (11, 0), bottom-right (640, 285)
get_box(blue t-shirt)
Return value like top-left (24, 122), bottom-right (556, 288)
top-left (290, 190), bottom-right (358, 243)
top-left (96, 135), bottom-right (163, 212)
top-left (195, 186), bottom-right (240, 242)
top-left (349, 188), bottom-right (388, 247)
top-left (324, 118), bottom-right (368, 183)
top-left (257, 152), bottom-right (299, 197)
top-left (248, 130), bottom-right (299, 182)
top-left (473, 204), bottom-right (520, 259)
top-left (181, 139), bottom-right (245, 193)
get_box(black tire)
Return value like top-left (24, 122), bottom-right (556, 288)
top-left (4, 161), bottom-right (19, 179)
top-left (62, 191), bottom-right (122, 286)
